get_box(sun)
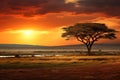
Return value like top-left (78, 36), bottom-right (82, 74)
top-left (21, 30), bottom-right (35, 41)
top-left (23, 30), bottom-right (33, 36)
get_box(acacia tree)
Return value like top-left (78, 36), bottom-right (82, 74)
top-left (62, 23), bottom-right (117, 55)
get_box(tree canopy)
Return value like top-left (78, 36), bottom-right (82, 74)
top-left (62, 23), bottom-right (117, 55)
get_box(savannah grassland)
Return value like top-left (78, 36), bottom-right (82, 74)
top-left (1, 54), bottom-right (120, 80)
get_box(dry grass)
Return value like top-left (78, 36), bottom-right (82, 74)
top-left (0, 55), bottom-right (119, 63)
top-left (0, 55), bottom-right (120, 69)
top-left (1, 55), bottom-right (120, 80)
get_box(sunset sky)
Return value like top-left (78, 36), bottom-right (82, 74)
top-left (0, 0), bottom-right (120, 46)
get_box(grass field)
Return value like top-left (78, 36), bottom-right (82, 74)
top-left (0, 55), bottom-right (120, 80)
top-left (0, 55), bottom-right (120, 68)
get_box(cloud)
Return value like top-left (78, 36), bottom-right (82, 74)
top-left (77, 0), bottom-right (120, 17)
top-left (0, 0), bottom-right (120, 32)
top-left (0, 0), bottom-right (48, 16)
top-left (0, 0), bottom-right (120, 17)
top-left (0, 0), bottom-right (75, 17)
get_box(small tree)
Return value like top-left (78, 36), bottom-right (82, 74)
top-left (62, 23), bottom-right (117, 55)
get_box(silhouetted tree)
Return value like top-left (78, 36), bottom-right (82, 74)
top-left (62, 23), bottom-right (117, 55)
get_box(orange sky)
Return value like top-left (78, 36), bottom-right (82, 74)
top-left (0, 0), bottom-right (120, 46)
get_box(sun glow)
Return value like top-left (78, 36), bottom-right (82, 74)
top-left (2, 29), bottom-right (58, 45)
top-left (23, 30), bottom-right (33, 36)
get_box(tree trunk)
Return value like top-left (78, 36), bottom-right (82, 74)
top-left (86, 45), bottom-right (92, 55)
top-left (87, 47), bottom-right (92, 55)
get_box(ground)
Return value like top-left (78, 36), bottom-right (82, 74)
top-left (0, 56), bottom-right (120, 80)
